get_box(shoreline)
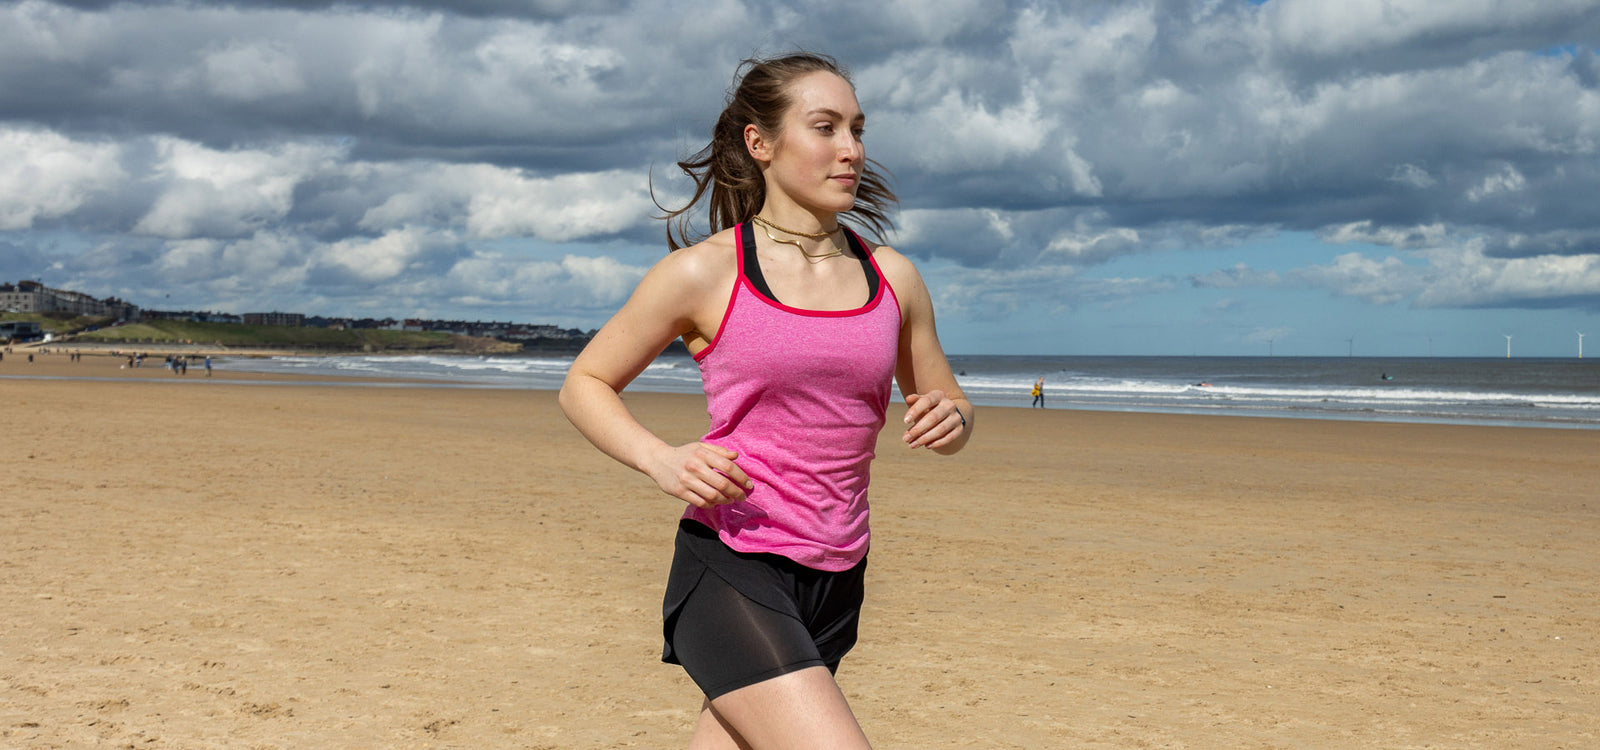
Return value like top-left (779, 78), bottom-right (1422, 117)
top-left (8, 349), bottom-right (1595, 431)
top-left (10, 340), bottom-right (505, 359)
top-left (0, 346), bottom-right (439, 384)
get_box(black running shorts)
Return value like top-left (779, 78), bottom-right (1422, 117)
top-left (662, 519), bottom-right (867, 700)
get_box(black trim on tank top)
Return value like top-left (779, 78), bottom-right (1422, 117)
top-left (740, 222), bottom-right (879, 306)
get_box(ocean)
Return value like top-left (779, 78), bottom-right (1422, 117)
top-left (220, 353), bottom-right (1600, 430)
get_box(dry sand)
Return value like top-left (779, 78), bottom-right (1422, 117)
top-left (4, 352), bottom-right (1597, 748)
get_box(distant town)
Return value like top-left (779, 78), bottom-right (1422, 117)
top-left (0, 279), bottom-right (596, 348)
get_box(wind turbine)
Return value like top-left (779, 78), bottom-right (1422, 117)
top-left (1580, 331), bottom-right (1586, 359)
top-left (1504, 334), bottom-right (1512, 359)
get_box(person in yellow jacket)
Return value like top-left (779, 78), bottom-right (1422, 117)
top-left (1031, 377), bottom-right (1045, 408)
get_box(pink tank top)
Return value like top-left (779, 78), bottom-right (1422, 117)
top-left (683, 223), bottom-right (901, 571)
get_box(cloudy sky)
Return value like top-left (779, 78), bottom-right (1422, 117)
top-left (3, 0), bottom-right (1599, 357)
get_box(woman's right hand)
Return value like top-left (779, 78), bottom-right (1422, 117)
top-left (646, 442), bottom-right (754, 509)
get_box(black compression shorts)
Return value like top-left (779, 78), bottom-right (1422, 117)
top-left (661, 520), bottom-right (867, 700)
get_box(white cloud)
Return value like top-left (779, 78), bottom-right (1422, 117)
top-left (465, 168), bottom-right (654, 242)
top-left (1041, 226), bottom-right (1141, 264)
top-left (1186, 236), bottom-right (1600, 312)
top-left (1009, 3), bottom-right (1159, 107)
top-left (468, 27), bottom-right (625, 106)
top-left (881, 89), bottom-right (1057, 171)
top-left (895, 207), bottom-right (1019, 263)
top-left (1319, 221), bottom-right (1451, 250)
top-left (315, 227), bottom-right (440, 283)
top-left (134, 137), bottom-right (337, 239)
top-left (443, 252), bottom-right (646, 310)
top-left (218, 231), bottom-right (311, 286)
top-left (1389, 163), bottom-right (1437, 189)
top-left (557, 254), bottom-right (644, 303)
top-left (1466, 163), bottom-right (1528, 202)
top-left (1292, 252), bottom-right (1422, 305)
top-left (1417, 247), bottom-right (1600, 308)
top-left (0, 128), bottom-right (124, 230)
top-left (355, 163), bottom-right (654, 242)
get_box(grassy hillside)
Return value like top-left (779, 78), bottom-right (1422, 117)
top-left (72, 320), bottom-right (466, 351)
top-left (0, 312), bottom-right (116, 335)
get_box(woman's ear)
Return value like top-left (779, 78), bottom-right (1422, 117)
top-left (744, 123), bottom-right (771, 163)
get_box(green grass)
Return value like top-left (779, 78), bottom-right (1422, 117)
top-left (72, 320), bottom-right (460, 351)
top-left (0, 312), bottom-right (116, 335)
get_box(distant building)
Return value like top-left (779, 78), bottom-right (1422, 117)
top-left (143, 309), bottom-right (243, 324)
top-left (0, 280), bottom-right (139, 320)
top-left (243, 312), bottom-right (305, 327)
top-left (0, 320), bottom-right (44, 341)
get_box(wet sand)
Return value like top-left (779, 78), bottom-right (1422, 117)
top-left (4, 353), bottom-right (1597, 748)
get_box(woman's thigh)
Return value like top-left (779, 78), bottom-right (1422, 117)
top-left (700, 666), bottom-right (870, 750)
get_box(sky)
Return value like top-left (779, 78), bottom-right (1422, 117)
top-left (3, 0), bottom-right (1599, 357)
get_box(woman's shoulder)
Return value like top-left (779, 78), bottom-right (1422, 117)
top-left (651, 227), bottom-right (740, 288)
top-left (855, 237), bottom-right (926, 295)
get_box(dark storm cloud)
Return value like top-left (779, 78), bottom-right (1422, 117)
top-left (3, 0), bottom-right (1599, 316)
top-left (0, 2), bottom-right (687, 164)
top-left (0, 240), bottom-right (57, 281)
top-left (862, 0), bottom-right (1600, 270)
top-left (45, 0), bottom-right (626, 20)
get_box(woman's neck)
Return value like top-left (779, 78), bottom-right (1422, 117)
top-left (755, 202), bottom-right (838, 236)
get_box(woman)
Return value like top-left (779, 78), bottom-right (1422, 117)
top-left (560, 52), bottom-right (972, 748)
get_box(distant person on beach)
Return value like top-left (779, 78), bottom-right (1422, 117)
top-left (560, 52), bottom-right (972, 748)
top-left (205, 356), bottom-right (213, 377)
top-left (1031, 376), bottom-right (1045, 408)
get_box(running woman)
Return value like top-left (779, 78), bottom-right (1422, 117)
top-left (560, 52), bottom-right (972, 749)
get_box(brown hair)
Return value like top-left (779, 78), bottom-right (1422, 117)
top-left (657, 52), bottom-right (898, 250)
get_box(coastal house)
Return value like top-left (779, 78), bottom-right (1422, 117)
top-left (243, 312), bottom-right (305, 327)
top-left (1, 280), bottom-right (139, 320)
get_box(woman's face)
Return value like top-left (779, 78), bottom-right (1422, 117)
top-left (757, 71), bottom-right (865, 216)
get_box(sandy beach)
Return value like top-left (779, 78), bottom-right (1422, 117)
top-left (3, 352), bottom-right (1597, 748)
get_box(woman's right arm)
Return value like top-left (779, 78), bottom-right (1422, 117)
top-left (558, 246), bottom-right (753, 509)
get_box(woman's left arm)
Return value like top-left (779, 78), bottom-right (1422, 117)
top-left (879, 247), bottom-right (973, 455)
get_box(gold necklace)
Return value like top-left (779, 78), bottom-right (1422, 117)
top-left (752, 216), bottom-right (844, 262)
top-left (752, 214), bottom-right (839, 239)
top-left (756, 223), bottom-right (844, 262)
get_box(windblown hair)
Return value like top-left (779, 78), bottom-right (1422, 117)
top-left (658, 52), bottom-right (897, 251)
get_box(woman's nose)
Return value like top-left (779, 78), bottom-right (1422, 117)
top-left (841, 135), bottom-right (863, 163)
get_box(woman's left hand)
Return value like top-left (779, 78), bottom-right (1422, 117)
top-left (902, 390), bottom-right (966, 450)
